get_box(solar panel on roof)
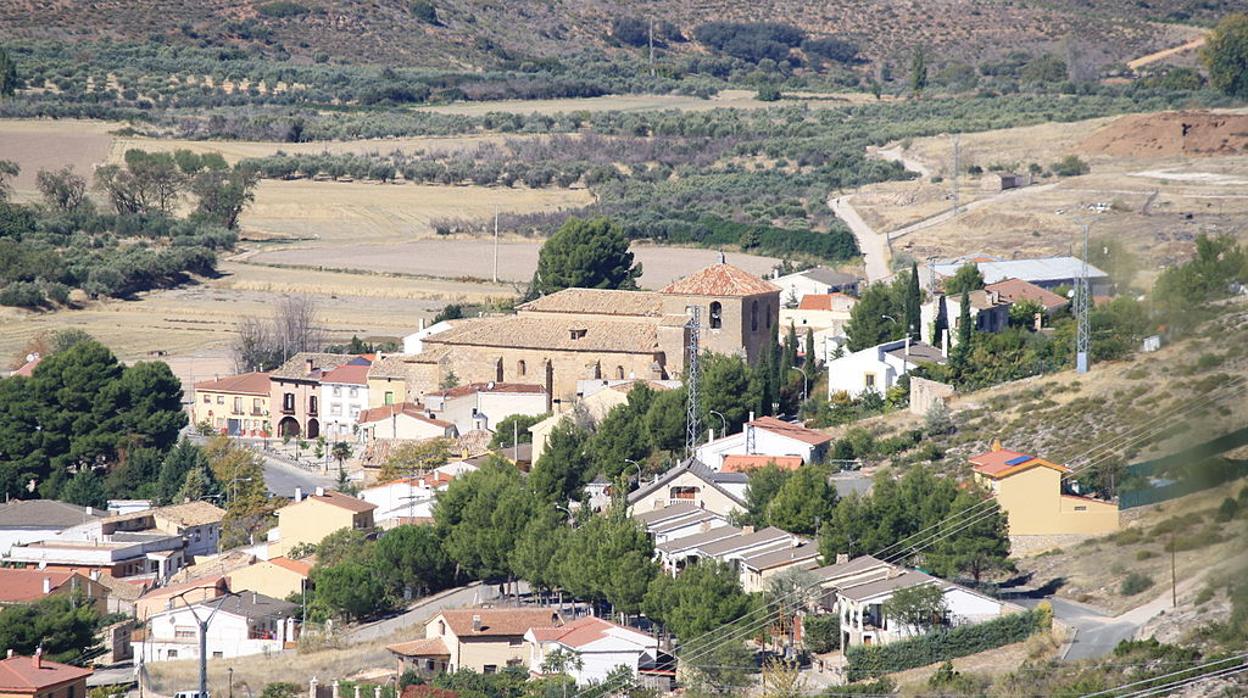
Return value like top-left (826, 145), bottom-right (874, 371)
top-left (1005, 455), bottom-right (1032, 466)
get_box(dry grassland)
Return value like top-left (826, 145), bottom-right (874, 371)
top-left (411, 88), bottom-right (886, 117)
top-left (0, 119), bottom-right (120, 197)
top-left (108, 132), bottom-right (529, 166)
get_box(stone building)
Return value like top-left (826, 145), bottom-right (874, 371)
top-left (413, 263), bottom-right (780, 406)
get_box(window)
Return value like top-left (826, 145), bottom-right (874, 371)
top-left (233, 397), bottom-right (243, 414)
top-left (751, 300), bottom-right (759, 331)
top-left (508, 638), bottom-right (523, 647)
top-left (766, 303), bottom-right (772, 329)
top-left (384, 391), bottom-right (395, 405)
top-left (331, 404), bottom-right (342, 417)
top-left (166, 650), bottom-right (178, 659)
top-left (309, 396), bottom-right (318, 415)
top-left (253, 398), bottom-right (262, 415)
top-left (709, 301), bottom-right (722, 329)
top-left (483, 665), bottom-right (497, 675)
top-left (1074, 505), bottom-right (1087, 511)
top-left (283, 393), bottom-right (295, 411)
top-left (615, 365), bottom-right (625, 380)
top-left (517, 360), bottom-right (527, 376)
top-left (349, 387), bottom-right (358, 399)
top-left (333, 386), bottom-right (342, 397)
top-left (202, 395), bottom-right (210, 404)
top-left (216, 395), bottom-right (224, 405)
top-left (670, 486), bottom-right (699, 501)
top-left (212, 652), bottom-right (223, 659)
top-left (350, 406), bottom-right (360, 419)
top-left (864, 373), bottom-right (876, 389)
top-left (175, 628), bottom-right (195, 640)
top-left (438, 620), bottom-right (446, 635)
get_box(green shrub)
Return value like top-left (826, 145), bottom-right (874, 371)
top-left (756, 84), bottom-right (782, 101)
top-left (1113, 528), bottom-right (1144, 546)
top-left (1051, 155), bottom-right (1090, 177)
top-left (1195, 586), bottom-right (1215, 606)
top-left (257, 1), bottom-right (309, 18)
top-left (845, 609), bottom-right (1049, 681)
top-left (1136, 549), bottom-right (1156, 561)
top-left (410, 0), bottom-right (438, 23)
top-left (1215, 497), bottom-right (1240, 522)
top-left (803, 614), bottom-right (840, 653)
top-left (1120, 572), bottom-right (1154, 596)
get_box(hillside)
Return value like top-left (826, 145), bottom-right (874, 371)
top-left (0, 0), bottom-right (1213, 71)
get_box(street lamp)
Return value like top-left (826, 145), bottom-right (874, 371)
top-left (624, 459), bottom-right (643, 487)
top-left (173, 588), bottom-right (239, 698)
top-left (707, 410), bottom-right (728, 440)
top-left (227, 477), bottom-right (253, 507)
top-left (789, 367), bottom-right (809, 404)
top-left (555, 503), bottom-right (573, 525)
top-left (881, 314), bottom-right (897, 324)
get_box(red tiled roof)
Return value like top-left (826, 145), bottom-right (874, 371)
top-left (426, 382), bottom-right (545, 399)
top-left (320, 363), bottom-right (371, 386)
top-left (267, 557), bottom-right (313, 576)
top-left (194, 372), bottom-right (271, 395)
top-left (304, 490), bottom-right (377, 514)
top-left (437, 608), bottom-right (562, 637)
top-left (0, 656), bottom-right (92, 691)
top-left (136, 574), bottom-right (228, 602)
top-left (969, 447), bottom-right (1070, 478)
top-left (0, 569), bottom-right (78, 603)
top-left (984, 278), bottom-right (1068, 311)
top-left (12, 356), bottom-right (41, 378)
top-left (660, 264), bottom-right (780, 297)
top-left (748, 416), bottom-right (834, 445)
top-left (797, 294), bottom-right (857, 311)
top-left (527, 616), bottom-right (646, 649)
top-left (387, 637), bottom-right (450, 658)
top-left (357, 403), bottom-right (452, 429)
top-left (720, 455), bottom-right (804, 473)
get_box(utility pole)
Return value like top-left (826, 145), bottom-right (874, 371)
top-left (648, 18), bottom-right (655, 77)
top-left (174, 589), bottom-right (238, 698)
top-left (1075, 219), bottom-right (1092, 374)
top-left (684, 305), bottom-right (701, 458)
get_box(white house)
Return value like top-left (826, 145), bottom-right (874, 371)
top-left (402, 319), bottom-right (461, 355)
top-left (919, 289), bottom-right (1011, 348)
top-left (626, 459), bottom-right (749, 519)
top-left (360, 472), bottom-right (455, 527)
top-left (0, 500), bottom-right (105, 557)
top-left (826, 338), bottom-right (947, 399)
top-left (694, 416), bottom-right (833, 470)
top-left (424, 382), bottom-right (548, 433)
top-left (632, 502), bottom-right (730, 545)
top-left (525, 615), bottom-right (662, 685)
top-left (357, 403), bottom-right (458, 442)
top-left (134, 591), bottom-right (299, 662)
top-left (932, 256), bottom-right (1111, 296)
top-left (320, 363), bottom-right (371, 440)
top-left (59, 501), bottom-right (226, 560)
top-left (779, 294), bottom-right (857, 336)
top-left (772, 268), bottom-right (860, 306)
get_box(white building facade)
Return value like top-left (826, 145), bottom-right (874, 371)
top-left (134, 593), bottom-right (299, 662)
top-left (826, 338), bottom-right (947, 399)
top-left (320, 364), bottom-right (371, 440)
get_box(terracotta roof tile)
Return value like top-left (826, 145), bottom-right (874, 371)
top-left (720, 455), bottom-right (804, 473)
top-left (302, 490), bottom-right (377, 514)
top-left (357, 403), bottom-right (452, 429)
top-left (424, 316), bottom-right (659, 354)
top-left (527, 616), bottom-right (651, 649)
top-left (106, 501), bottom-right (225, 528)
top-left (437, 608), bottom-right (563, 637)
top-left (748, 416), bottom-right (833, 446)
top-left (11, 356), bottom-right (42, 378)
top-left (194, 371), bottom-right (271, 395)
top-left (267, 557), bottom-right (313, 576)
top-left (0, 569), bottom-right (80, 604)
top-left (797, 294), bottom-right (857, 311)
top-left (320, 363), bottom-right (372, 386)
top-left (969, 447), bottom-right (1070, 478)
top-left (387, 637), bottom-right (450, 658)
top-left (984, 278), bottom-right (1069, 311)
top-left (0, 656), bottom-right (92, 691)
top-left (659, 263), bottom-right (781, 297)
top-left (518, 289), bottom-right (664, 317)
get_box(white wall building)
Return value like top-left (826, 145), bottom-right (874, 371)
top-left (402, 320), bottom-right (460, 356)
top-left (779, 294), bottom-right (857, 336)
top-left (0, 500), bottom-right (104, 557)
top-left (357, 403), bottom-right (458, 442)
top-left (526, 616), bottom-right (662, 685)
top-left (919, 290), bottom-right (1011, 348)
top-left (772, 268), bottom-right (860, 306)
top-left (360, 473), bottom-right (454, 527)
top-left (826, 338), bottom-right (947, 399)
top-left (424, 382), bottom-right (548, 434)
top-left (694, 416), bottom-right (833, 470)
top-left (134, 592), bottom-right (299, 662)
top-left (320, 363), bottom-right (371, 440)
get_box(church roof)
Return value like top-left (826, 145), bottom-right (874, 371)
top-left (423, 316), bottom-right (659, 354)
top-left (517, 289), bottom-right (664, 317)
top-left (660, 264), bottom-right (781, 297)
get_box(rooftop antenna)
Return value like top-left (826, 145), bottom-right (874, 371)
top-left (1074, 217), bottom-right (1093, 374)
top-left (685, 305), bottom-right (701, 458)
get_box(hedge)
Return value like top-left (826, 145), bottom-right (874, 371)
top-left (845, 606), bottom-right (1051, 681)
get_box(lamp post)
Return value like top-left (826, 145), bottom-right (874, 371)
top-left (174, 588), bottom-right (239, 698)
top-left (624, 459), bottom-right (643, 488)
top-left (789, 367), bottom-right (809, 404)
top-left (707, 410), bottom-right (728, 440)
top-left (227, 477), bottom-right (253, 507)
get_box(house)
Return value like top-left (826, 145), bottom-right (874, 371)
top-left (772, 267), bottom-right (861, 305)
top-left (357, 403), bottom-right (458, 443)
top-left (720, 455), bottom-right (804, 473)
top-left (360, 474), bottom-right (454, 528)
top-left (133, 591), bottom-right (299, 662)
top-left (227, 557), bottom-right (313, 602)
top-left (525, 615), bottom-right (663, 685)
top-left (320, 363), bottom-right (372, 440)
top-left (626, 459), bottom-right (748, 519)
top-left (984, 278), bottom-right (1069, 321)
top-left (7, 353), bottom-right (42, 378)
top-left (919, 289), bottom-right (1011, 347)
top-left (656, 525), bottom-right (803, 576)
top-left (970, 443), bottom-right (1118, 536)
top-left (402, 319), bottom-right (463, 356)
top-left (424, 382), bottom-right (548, 433)
top-left (267, 487), bottom-right (376, 558)
top-left (0, 500), bottom-right (104, 556)
top-left (530, 379), bottom-right (678, 463)
top-left (932, 256), bottom-right (1111, 296)
top-left (134, 575), bottom-right (229, 622)
top-left (778, 294), bottom-right (858, 337)
top-left (388, 608), bottom-right (563, 675)
top-left (981, 172), bottom-right (1031, 191)
top-left (270, 353), bottom-right (365, 439)
top-left (826, 338), bottom-right (947, 399)
top-left (5, 533), bottom-right (187, 582)
top-left (632, 502), bottom-right (730, 545)
top-left (738, 542), bottom-right (822, 593)
top-left (367, 355), bottom-right (438, 408)
top-left (72, 501), bottom-right (226, 559)
top-left (0, 653), bottom-right (92, 698)
top-left (695, 416), bottom-right (833, 470)
top-left (0, 568), bottom-right (109, 614)
top-left (412, 263), bottom-right (780, 405)
top-left (192, 372), bottom-right (272, 437)
top-left (809, 555), bottom-right (1012, 648)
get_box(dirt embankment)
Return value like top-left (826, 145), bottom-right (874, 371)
top-left (1081, 112), bottom-right (1248, 158)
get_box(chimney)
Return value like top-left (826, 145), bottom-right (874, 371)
top-left (707, 428), bottom-right (714, 443)
top-left (85, 506), bottom-right (92, 516)
top-left (748, 411), bottom-right (755, 422)
top-left (472, 614), bottom-right (482, 632)
top-left (305, 357), bottom-right (315, 375)
top-left (904, 335), bottom-right (911, 358)
top-left (742, 525), bottom-right (754, 534)
top-left (33, 647), bottom-right (41, 669)
top-left (419, 318), bottom-right (426, 331)
top-left (294, 487), bottom-right (303, 502)
top-left (41, 577), bottom-right (51, 595)
top-left (315, 486), bottom-right (325, 497)
top-left (6, 649), bottom-right (12, 659)
top-left (89, 569), bottom-right (100, 581)
top-left (941, 329), bottom-right (950, 357)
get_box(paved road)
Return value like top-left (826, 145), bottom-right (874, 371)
top-left (830, 195), bottom-right (890, 283)
top-left (88, 664), bottom-right (138, 688)
top-left (348, 581), bottom-right (532, 642)
top-left (257, 450), bottom-right (336, 497)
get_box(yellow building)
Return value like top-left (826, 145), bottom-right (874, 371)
top-left (268, 488), bottom-right (376, 558)
top-left (970, 444), bottom-right (1118, 536)
top-left (192, 372), bottom-right (272, 437)
top-left (0, 654), bottom-right (92, 698)
top-left (228, 557), bottom-right (313, 601)
top-left (387, 608), bottom-right (562, 675)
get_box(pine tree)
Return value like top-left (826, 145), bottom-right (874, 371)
top-left (910, 46), bottom-right (928, 96)
top-left (904, 262), bottom-right (922, 340)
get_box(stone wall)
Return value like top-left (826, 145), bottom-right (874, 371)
top-left (909, 376), bottom-right (955, 416)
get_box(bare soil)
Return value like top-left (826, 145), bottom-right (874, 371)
top-left (1081, 112), bottom-right (1248, 159)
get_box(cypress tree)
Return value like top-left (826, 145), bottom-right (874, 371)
top-left (904, 262), bottom-right (922, 340)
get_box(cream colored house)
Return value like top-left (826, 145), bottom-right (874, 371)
top-left (626, 459), bottom-right (748, 519)
top-left (738, 543), bottom-right (821, 593)
top-left (227, 556), bottom-right (313, 601)
top-left (970, 444), bottom-right (1118, 536)
top-left (357, 403), bottom-right (457, 442)
top-left (192, 372), bottom-right (272, 437)
top-left (387, 608), bottom-right (563, 675)
top-left (267, 488), bottom-right (376, 558)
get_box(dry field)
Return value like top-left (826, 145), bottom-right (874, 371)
top-left (411, 88), bottom-right (886, 117)
top-left (247, 240), bottom-right (781, 288)
top-left (108, 132), bottom-right (529, 166)
top-left (0, 119), bottom-right (120, 197)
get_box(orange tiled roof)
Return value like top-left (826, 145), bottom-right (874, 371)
top-left (267, 557), bottom-right (313, 576)
top-left (320, 363), bottom-right (371, 386)
top-left (357, 403), bottom-right (452, 429)
top-left (984, 278), bottom-right (1068, 311)
top-left (660, 263), bottom-right (780, 297)
top-left (0, 656), bottom-right (92, 692)
top-left (12, 356), bottom-right (41, 378)
top-left (0, 569), bottom-right (78, 604)
top-left (720, 454), bottom-right (804, 473)
top-left (303, 490), bottom-right (377, 514)
top-left (528, 615), bottom-right (643, 649)
top-left (968, 446), bottom-right (1070, 478)
top-left (387, 637), bottom-right (450, 658)
top-left (194, 372), bottom-right (271, 395)
top-left (437, 608), bottom-right (562, 637)
top-left (748, 416), bottom-right (833, 445)
top-left (797, 294), bottom-right (857, 311)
